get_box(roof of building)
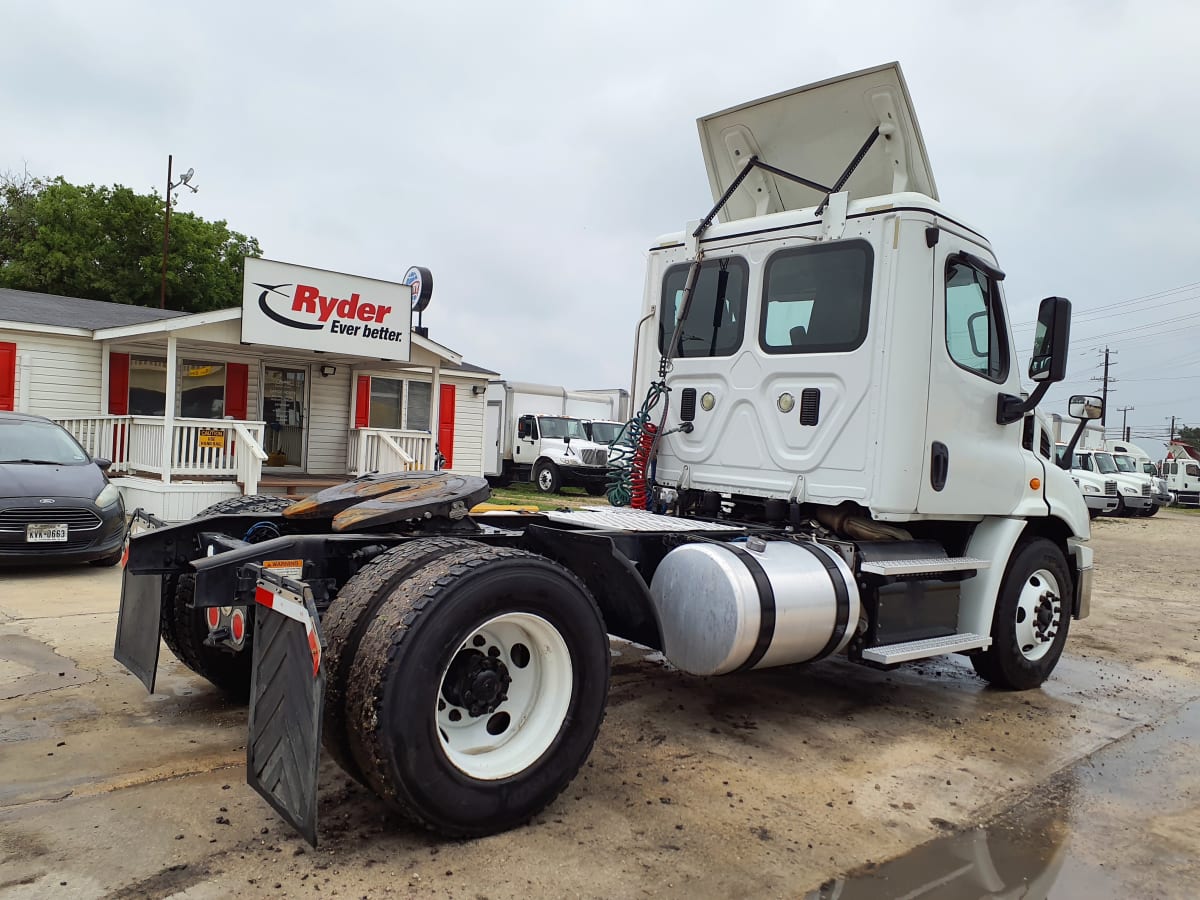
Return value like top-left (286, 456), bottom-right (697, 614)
top-left (447, 360), bottom-right (501, 377)
top-left (0, 288), bottom-right (186, 331)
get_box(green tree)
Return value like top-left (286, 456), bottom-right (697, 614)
top-left (0, 171), bottom-right (260, 313)
top-left (1176, 425), bottom-right (1200, 446)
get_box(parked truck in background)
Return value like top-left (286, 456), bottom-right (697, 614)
top-left (482, 381), bottom-right (623, 494)
top-left (1104, 439), bottom-right (1172, 509)
top-left (114, 63), bottom-right (1095, 847)
top-left (1162, 442), bottom-right (1200, 507)
top-left (1054, 443), bottom-right (1119, 518)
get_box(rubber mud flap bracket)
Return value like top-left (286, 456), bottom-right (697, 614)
top-left (113, 568), bottom-right (163, 693)
top-left (246, 571), bottom-right (326, 847)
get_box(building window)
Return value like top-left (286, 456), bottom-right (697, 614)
top-left (370, 377), bottom-right (404, 430)
top-left (128, 355), bottom-right (167, 415)
top-left (180, 361), bottom-right (226, 418)
top-left (406, 381), bottom-right (432, 431)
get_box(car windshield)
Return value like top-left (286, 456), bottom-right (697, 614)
top-left (588, 422), bottom-right (624, 445)
top-left (0, 419), bottom-right (90, 465)
top-left (1091, 452), bottom-right (1118, 474)
top-left (539, 417), bottom-right (587, 440)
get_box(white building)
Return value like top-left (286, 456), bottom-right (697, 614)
top-left (0, 262), bottom-right (497, 518)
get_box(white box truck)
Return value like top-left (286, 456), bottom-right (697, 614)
top-left (116, 63), bottom-right (1097, 845)
top-left (483, 381), bottom-right (614, 494)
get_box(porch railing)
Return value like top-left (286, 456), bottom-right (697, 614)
top-left (54, 414), bottom-right (268, 494)
top-left (348, 427), bottom-right (434, 475)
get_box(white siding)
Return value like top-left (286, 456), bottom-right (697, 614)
top-left (114, 476), bottom-right (241, 521)
top-left (0, 329), bottom-right (103, 417)
top-left (307, 365), bottom-right (351, 475)
top-left (444, 377), bottom-right (485, 477)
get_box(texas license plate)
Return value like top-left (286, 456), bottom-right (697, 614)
top-left (27, 523), bottom-right (68, 542)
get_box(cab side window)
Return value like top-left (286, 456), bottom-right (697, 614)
top-left (659, 258), bottom-right (748, 358)
top-left (945, 257), bottom-right (1008, 382)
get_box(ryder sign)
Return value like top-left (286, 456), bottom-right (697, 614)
top-left (241, 258), bottom-right (411, 360)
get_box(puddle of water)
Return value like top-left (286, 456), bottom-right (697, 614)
top-left (807, 700), bottom-right (1200, 899)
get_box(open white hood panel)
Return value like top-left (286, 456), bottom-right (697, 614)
top-left (698, 62), bottom-right (938, 222)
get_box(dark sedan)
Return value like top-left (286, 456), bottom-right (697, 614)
top-left (0, 412), bottom-right (126, 566)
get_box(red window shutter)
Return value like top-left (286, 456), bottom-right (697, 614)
top-left (0, 342), bottom-right (15, 412)
top-left (354, 376), bottom-right (371, 428)
top-left (225, 363), bottom-right (249, 419)
top-left (437, 383), bottom-right (456, 469)
top-left (108, 352), bottom-right (130, 414)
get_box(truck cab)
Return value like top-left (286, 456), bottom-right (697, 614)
top-left (515, 413), bottom-right (609, 494)
top-left (1055, 443), bottom-right (1119, 517)
top-left (1071, 449), bottom-right (1152, 515)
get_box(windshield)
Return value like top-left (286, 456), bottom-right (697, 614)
top-left (588, 422), bottom-right (624, 445)
top-left (539, 417), bottom-right (587, 440)
top-left (0, 419), bottom-right (90, 465)
top-left (1092, 452), bottom-right (1118, 474)
top-left (1113, 454), bottom-right (1137, 473)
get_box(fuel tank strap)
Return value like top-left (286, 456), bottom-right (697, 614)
top-left (724, 544), bottom-right (777, 673)
top-left (791, 541), bottom-right (851, 661)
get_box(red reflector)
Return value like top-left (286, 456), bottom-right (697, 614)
top-left (255, 586), bottom-right (275, 608)
top-left (308, 629), bottom-right (321, 677)
top-left (206, 607), bottom-right (221, 629)
top-left (231, 609), bottom-right (246, 643)
top-left (120, 546), bottom-right (129, 568)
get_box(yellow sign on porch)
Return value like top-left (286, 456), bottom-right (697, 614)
top-left (198, 428), bottom-right (226, 449)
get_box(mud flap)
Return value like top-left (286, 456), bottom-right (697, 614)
top-left (113, 567), bottom-right (163, 692)
top-left (246, 570), bottom-right (326, 847)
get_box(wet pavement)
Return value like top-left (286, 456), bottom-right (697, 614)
top-left (809, 699), bottom-right (1199, 898)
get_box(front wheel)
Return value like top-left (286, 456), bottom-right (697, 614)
top-left (534, 461), bottom-right (561, 494)
top-left (971, 538), bottom-right (1072, 691)
top-left (1142, 504), bottom-right (1160, 517)
top-left (585, 483), bottom-right (607, 497)
top-left (344, 546), bottom-right (610, 836)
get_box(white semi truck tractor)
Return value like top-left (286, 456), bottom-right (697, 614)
top-left (114, 63), bottom-right (1095, 845)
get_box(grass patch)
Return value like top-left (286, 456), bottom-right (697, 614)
top-left (485, 480), bottom-right (612, 511)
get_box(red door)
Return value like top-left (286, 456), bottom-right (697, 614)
top-left (0, 342), bottom-right (15, 412)
top-left (438, 384), bottom-right (456, 469)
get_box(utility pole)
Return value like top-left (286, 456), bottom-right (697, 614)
top-left (1117, 405), bottom-right (1135, 441)
top-left (1091, 347), bottom-right (1117, 426)
top-left (1170, 415), bottom-right (1176, 443)
top-left (159, 155), bottom-right (198, 309)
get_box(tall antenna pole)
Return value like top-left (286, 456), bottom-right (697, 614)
top-left (160, 154), bottom-right (173, 309)
top-left (1100, 347), bottom-right (1110, 427)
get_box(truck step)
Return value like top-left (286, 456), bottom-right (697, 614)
top-left (859, 556), bottom-right (991, 577)
top-left (862, 632), bottom-right (991, 665)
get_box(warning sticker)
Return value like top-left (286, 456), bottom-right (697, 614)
top-left (263, 559), bottom-right (304, 581)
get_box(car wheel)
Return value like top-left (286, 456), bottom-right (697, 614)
top-left (970, 538), bottom-right (1072, 691)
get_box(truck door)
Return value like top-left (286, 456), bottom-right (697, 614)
top-left (917, 239), bottom-right (1028, 515)
top-left (514, 415), bottom-right (539, 468)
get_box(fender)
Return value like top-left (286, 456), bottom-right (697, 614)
top-left (957, 517), bottom-right (1027, 638)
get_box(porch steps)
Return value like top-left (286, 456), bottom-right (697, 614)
top-left (258, 475), bottom-right (347, 498)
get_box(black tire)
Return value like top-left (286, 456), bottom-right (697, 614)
top-left (971, 538), bottom-right (1072, 691)
top-left (534, 461), bottom-right (561, 494)
top-left (1142, 504), bottom-right (1160, 517)
top-left (160, 494), bottom-right (292, 698)
top-left (321, 537), bottom-right (484, 779)
top-left (585, 483), bottom-right (607, 497)
top-left (344, 546), bottom-right (609, 837)
top-left (90, 549), bottom-right (124, 567)
top-left (1113, 496), bottom-right (1128, 517)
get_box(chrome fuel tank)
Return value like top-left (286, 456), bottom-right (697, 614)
top-left (649, 539), bottom-right (859, 676)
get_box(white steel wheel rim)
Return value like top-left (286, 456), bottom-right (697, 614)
top-left (537, 467), bottom-right (553, 491)
top-left (1015, 568), bottom-right (1062, 662)
top-left (436, 612), bottom-right (573, 780)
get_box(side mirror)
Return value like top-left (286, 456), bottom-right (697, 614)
top-left (1028, 296), bottom-right (1071, 383)
top-left (1068, 395), bottom-right (1103, 420)
top-left (93, 457), bottom-right (113, 471)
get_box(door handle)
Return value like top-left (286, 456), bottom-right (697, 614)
top-left (931, 442), bottom-right (949, 492)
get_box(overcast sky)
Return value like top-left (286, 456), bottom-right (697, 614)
top-left (4, 1), bottom-right (1199, 455)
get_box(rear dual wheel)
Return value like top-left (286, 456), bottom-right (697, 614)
top-left (328, 543), bottom-right (609, 836)
top-left (160, 494), bottom-right (292, 699)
